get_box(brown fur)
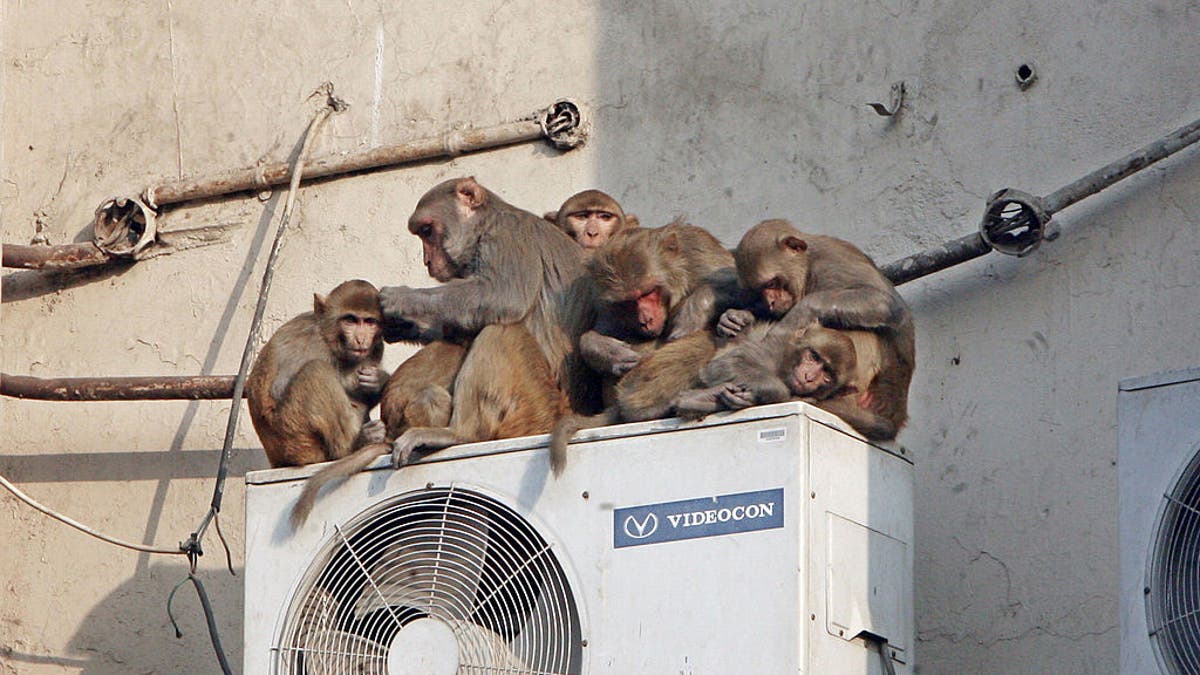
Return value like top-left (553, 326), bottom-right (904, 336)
top-left (247, 280), bottom-right (388, 469)
top-left (543, 189), bottom-right (639, 251)
top-left (376, 177), bottom-right (595, 474)
top-left (381, 177), bottom-right (597, 413)
top-left (579, 220), bottom-right (737, 382)
top-left (290, 339), bottom-right (467, 527)
top-left (723, 219), bottom-right (915, 440)
top-left (391, 324), bottom-right (568, 465)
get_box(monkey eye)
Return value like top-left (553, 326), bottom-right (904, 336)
top-left (596, 212), bottom-right (616, 221)
top-left (764, 277), bottom-right (783, 290)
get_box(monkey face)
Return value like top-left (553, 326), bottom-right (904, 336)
top-left (410, 218), bottom-right (460, 282)
top-left (565, 209), bottom-right (620, 249)
top-left (787, 348), bottom-right (835, 397)
top-left (339, 312), bottom-right (382, 359)
top-left (611, 286), bottom-right (668, 339)
top-left (761, 277), bottom-right (797, 316)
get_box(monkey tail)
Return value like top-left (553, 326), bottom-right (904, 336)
top-left (548, 406), bottom-right (619, 477)
top-left (290, 442), bottom-right (390, 528)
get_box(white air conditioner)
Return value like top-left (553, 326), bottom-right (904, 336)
top-left (1119, 367), bottom-right (1200, 674)
top-left (244, 401), bottom-right (914, 674)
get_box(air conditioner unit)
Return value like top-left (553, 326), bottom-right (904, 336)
top-left (1119, 367), bottom-right (1200, 674)
top-left (244, 401), bottom-right (914, 674)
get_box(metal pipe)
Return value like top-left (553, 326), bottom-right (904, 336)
top-left (1, 374), bottom-right (239, 401)
top-left (2, 242), bottom-right (113, 270)
top-left (141, 99), bottom-right (586, 208)
top-left (2, 100), bottom-right (587, 270)
top-left (882, 113), bottom-right (1200, 285)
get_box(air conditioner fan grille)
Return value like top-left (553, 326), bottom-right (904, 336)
top-left (1147, 439), bottom-right (1200, 674)
top-left (275, 485), bottom-right (582, 674)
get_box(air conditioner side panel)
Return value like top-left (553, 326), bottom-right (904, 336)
top-left (809, 420), bottom-right (914, 674)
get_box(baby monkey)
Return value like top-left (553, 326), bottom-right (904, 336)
top-left (672, 323), bottom-right (880, 419)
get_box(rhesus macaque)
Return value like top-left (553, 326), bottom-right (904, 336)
top-left (543, 189), bottom-right (639, 251)
top-left (290, 340), bottom-right (467, 527)
top-left (580, 219), bottom-right (738, 379)
top-left (715, 219), bottom-right (915, 440)
top-left (672, 324), bottom-right (882, 421)
top-left (390, 323), bottom-right (568, 464)
top-left (247, 279), bottom-right (389, 469)
top-left (379, 177), bottom-right (596, 464)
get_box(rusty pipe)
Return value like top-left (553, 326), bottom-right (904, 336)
top-left (3, 100), bottom-right (587, 271)
top-left (1, 374), bottom-right (240, 401)
top-left (140, 99), bottom-right (587, 208)
top-left (2, 242), bottom-right (112, 270)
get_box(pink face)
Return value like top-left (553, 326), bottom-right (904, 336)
top-left (788, 348), bottom-right (833, 396)
top-left (566, 209), bottom-right (620, 249)
top-left (615, 286), bottom-right (667, 338)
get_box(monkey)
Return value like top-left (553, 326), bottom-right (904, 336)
top-left (379, 177), bottom-right (597, 465)
top-left (579, 219), bottom-right (739, 381)
top-left (543, 189), bottom-right (639, 251)
top-left (671, 323), bottom-right (882, 421)
top-left (290, 339), bottom-right (465, 527)
top-left (546, 221), bottom-right (742, 474)
top-left (246, 279), bottom-right (389, 469)
top-left (390, 323), bottom-right (568, 464)
top-left (713, 219), bottom-right (915, 440)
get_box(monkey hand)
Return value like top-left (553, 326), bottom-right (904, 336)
top-left (580, 331), bottom-right (642, 376)
top-left (717, 382), bottom-right (757, 410)
top-left (717, 309), bottom-right (756, 338)
top-left (356, 365), bottom-right (386, 394)
top-left (357, 419), bottom-right (387, 446)
top-left (379, 286), bottom-right (436, 342)
top-left (671, 385), bottom-right (724, 420)
top-left (392, 432), bottom-right (421, 468)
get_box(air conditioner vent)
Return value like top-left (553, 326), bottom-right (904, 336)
top-left (275, 485), bottom-right (582, 674)
top-left (1146, 439), bottom-right (1200, 674)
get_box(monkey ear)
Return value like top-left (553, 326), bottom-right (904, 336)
top-left (543, 211), bottom-right (559, 224)
top-left (781, 235), bottom-right (808, 254)
top-left (624, 214), bottom-right (641, 229)
top-left (313, 293), bottom-right (327, 315)
top-left (456, 177), bottom-right (487, 210)
top-left (659, 231), bottom-right (681, 257)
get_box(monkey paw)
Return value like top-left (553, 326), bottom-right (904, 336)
top-left (359, 419), bottom-right (386, 445)
top-left (391, 434), bottom-right (420, 468)
top-left (717, 309), bottom-right (755, 338)
top-left (718, 383), bottom-right (757, 410)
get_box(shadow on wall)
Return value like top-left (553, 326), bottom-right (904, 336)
top-left (2, 560), bottom-right (243, 675)
top-left (0, 447), bottom-right (265, 483)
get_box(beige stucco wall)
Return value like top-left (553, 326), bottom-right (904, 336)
top-left (3, 1), bottom-right (1199, 673)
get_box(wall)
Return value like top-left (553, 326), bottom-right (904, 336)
top-left (3, 1), bottom-right (1199, 673)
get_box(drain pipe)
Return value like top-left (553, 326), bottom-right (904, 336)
top-left (883, 113), bottom-right (1200, 286)
top-left (2, 99), bottom-right (588, 270)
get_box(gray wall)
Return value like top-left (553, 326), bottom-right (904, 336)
top-left (3, 1), bottom-right (1199, 673)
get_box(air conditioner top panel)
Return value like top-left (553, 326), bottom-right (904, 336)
top-left (245, 401), bottom-right (911, 486)
top-left (1119, 365), bottom-right (1200, 392)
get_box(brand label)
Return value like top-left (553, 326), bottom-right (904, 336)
top-left (613, 488), bottom-right (784, 548)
